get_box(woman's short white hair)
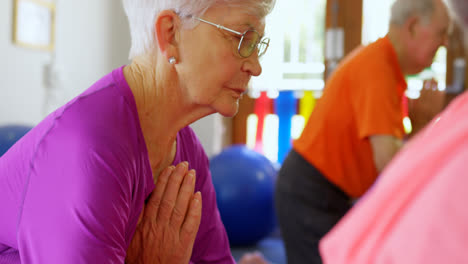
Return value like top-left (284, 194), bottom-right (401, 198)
top-left (390, 0), bottom-right (437, 25)
top-left (122, 0), bottom-right (275, 59)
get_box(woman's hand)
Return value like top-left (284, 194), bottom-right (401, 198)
top-left (126, 162), bottom-right (202, 264)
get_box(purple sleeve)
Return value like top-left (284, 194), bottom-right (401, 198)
top-left (1, 68), bottom-right (149, 263)
top-left (17, 133), bottom-right (132, 263)
top-left (178, 127), bottom-right (235, 264)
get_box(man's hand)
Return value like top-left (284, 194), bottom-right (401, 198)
top-left (238, 251), bottom-right (270, 264)
top-left (126, 162), bottom-right (202, 264)
top-left (408, 79), bottom-right (446, 136)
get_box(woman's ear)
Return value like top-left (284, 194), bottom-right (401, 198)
top-left (154, 10), bottom-right (180, 59)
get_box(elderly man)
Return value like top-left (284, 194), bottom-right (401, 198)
top-left (319, 0), bottom-right (468, 263)
top-left (275, 0), bottom-right (450, 263)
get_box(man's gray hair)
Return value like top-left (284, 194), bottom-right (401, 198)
top-left (122, 0), bottom-right (275, 59)
top-left (390, 0), bottom-right (437, 25)
top-left (448, 0), bottom-right (468, 29)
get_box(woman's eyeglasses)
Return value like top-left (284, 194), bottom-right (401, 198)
top-left (191, 16), bottom-right (270, 58)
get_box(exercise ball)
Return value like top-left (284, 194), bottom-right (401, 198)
top-left (210, 145), bottom-right (277, 246)
top-left (0, 125), bottom-right (32, 157)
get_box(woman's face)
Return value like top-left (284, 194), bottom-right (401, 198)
top-left (176, 4), bottom-right (266, 117)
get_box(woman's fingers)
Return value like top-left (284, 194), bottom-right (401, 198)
top-left (180, 191), bottom-right (202, 245)
top-left (171, 169), bottom-right (197, 229)
top-left (157, 162), bottom-right (189, 223)
top-left (127, 162), bottom-right (201, 264)
top-left (144, 165), bottom-right (174, 219)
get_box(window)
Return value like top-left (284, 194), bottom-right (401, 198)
top-left (246, 0), bottom-right (326, 163)
top-left (250, 0), bottom-right (327, 95)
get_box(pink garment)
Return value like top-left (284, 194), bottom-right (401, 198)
top-left (320, 91), bottom-right (468, 263)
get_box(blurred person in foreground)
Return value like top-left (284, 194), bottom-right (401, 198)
top-left (0, 0), bottom-right (275, 263)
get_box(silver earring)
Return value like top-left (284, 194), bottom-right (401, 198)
top-left (169, 57), bottom-right (176, 64)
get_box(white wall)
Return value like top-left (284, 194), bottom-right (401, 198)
top-left (0, 0), bottom-right (131, 125)
top-left (46, 0), bottom-right (132, 115)
top-left (1, 0), bottom-right (50, 125)
top-left (0, 0), bottom-right (223, 157)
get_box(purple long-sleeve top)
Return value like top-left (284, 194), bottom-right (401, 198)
top-left (0, 66), bottom-right (235, 264)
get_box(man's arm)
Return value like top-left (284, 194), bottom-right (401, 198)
top-left (369, 135), bottom-right (403, 173)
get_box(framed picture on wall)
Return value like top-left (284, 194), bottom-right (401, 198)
top-left (13, 0), bottom-right (55, 51)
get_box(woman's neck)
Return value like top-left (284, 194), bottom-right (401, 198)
top-left (123, 58), bottom-right (180, 177)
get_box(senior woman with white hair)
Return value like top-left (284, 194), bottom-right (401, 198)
top-left (0, 0), bottom-right (274, 263)
top-left (319, 0), bottom-right (468, 263)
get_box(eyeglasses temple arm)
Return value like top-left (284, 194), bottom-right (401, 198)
top-left (193, 17), bottom-right (243, 36)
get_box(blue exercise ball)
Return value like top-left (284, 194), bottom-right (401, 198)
top-left (210, 145), bottom-right (277, 246)
top-left (0, 125), bottom-right (32, 157)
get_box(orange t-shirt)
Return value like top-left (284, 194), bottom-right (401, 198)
top-left (294, 36), bottom-right (407, 198)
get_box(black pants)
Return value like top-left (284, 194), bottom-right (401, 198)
top-left (275, 149), bottom-right (352, 264)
